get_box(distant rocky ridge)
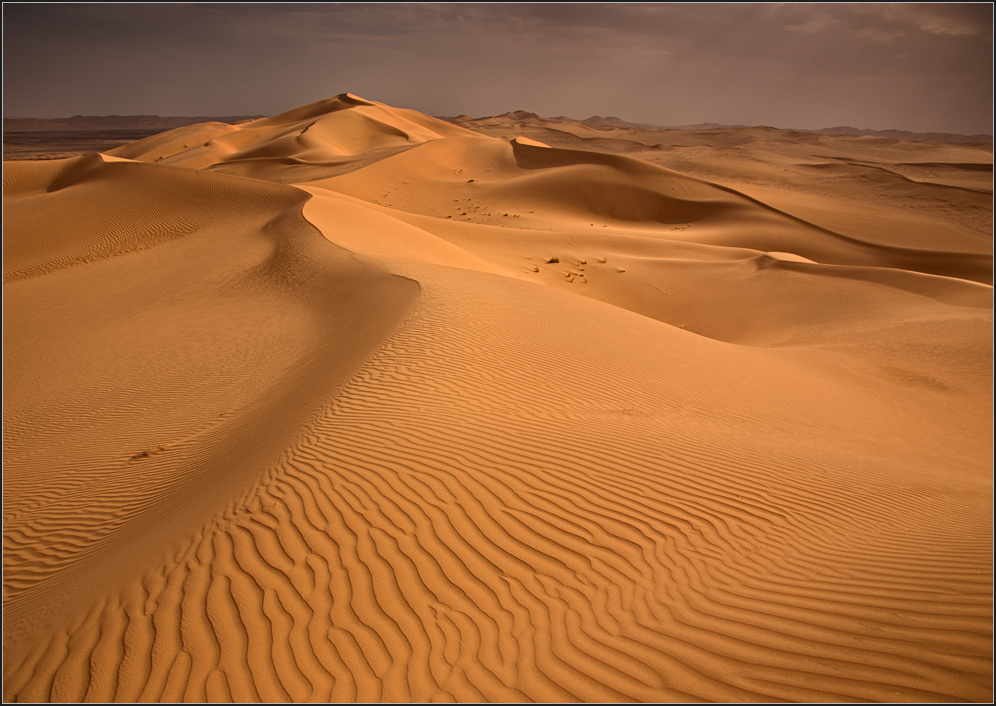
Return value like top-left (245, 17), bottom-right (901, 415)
top-left (3, 115), bottom-right (265, 132)
top-left (6, 110), bottom-right (990, 145)
top-left (441, 111), bottom-right (992, 144)
top-left (792, 125), bottom-right (993, 144)
top-left (443, 111), bottom-right (665, 130)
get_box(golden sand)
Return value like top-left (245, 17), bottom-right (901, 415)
top-left (4, 93), bottom-right (992, 702)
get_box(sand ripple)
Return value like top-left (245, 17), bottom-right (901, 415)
top-left (4, 94), bottom-right (991, 702)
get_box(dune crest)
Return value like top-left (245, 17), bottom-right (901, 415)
top-left (4, 93), bottom-right (992, 703)
top-left (511, 135), bottom-right (551, 148)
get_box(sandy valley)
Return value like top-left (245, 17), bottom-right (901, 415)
top-left (3, 93), bottom-right (992, 702)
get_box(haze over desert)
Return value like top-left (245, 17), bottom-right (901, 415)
top-left (3, 3), bottom-right (993, 704)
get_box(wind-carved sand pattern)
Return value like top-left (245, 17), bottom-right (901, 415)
top-left (3, 94), bottom-right (992, 702)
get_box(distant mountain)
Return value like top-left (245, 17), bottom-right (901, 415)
top-left (444, 111), bottom-right (661, 130)
top-left (578, 115), bottom-right (661, 129)
top-left (3, 115), bottom-right (265, 132)
top-left (440, 111), bottom-right (992, 144)
top-left (447, 110), bottom-right (541, 124)
top-left (664, 122), bottom-right (754, 130)
top-left (797, 126), bottom-right (992, 144)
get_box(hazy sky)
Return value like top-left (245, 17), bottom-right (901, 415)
top-left (3, 3), bottom-right (993, 133)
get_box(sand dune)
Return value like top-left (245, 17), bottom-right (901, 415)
top-left (4, 93), bottom-right (992, 702)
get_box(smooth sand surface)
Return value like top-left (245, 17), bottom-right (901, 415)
top-left (4, 93), bottom-right (992, 702)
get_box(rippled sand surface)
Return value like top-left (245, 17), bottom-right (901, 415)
top-left (4, 94), bottom-right (992, 702)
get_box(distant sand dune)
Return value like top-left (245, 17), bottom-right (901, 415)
top-left (4, 93), bottom-right (992, 702)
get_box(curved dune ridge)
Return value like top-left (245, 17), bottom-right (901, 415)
top-left (3, 94), bottom-right (992, 702)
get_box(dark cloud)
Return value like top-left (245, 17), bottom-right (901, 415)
top-left (3, 3), bottom-right (992, 134)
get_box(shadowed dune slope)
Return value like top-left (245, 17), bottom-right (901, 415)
top-left (308, 136), bottom-right (992, 284)
top-left (4, 94), bottom-right (993, 703)
top-left (299, 186), bottom-right (991, 349)
top-left (3, 154), bottom-right (418, 680)
top-left (461, 112), bottom-right (992, 263)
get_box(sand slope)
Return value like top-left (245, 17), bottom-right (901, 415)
top-left (4, 94), bottom-right (992, 702)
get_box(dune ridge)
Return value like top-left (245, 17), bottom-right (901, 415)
top-left (4, 93), bottom-right (992, 702)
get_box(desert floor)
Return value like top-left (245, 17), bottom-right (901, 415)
top-left (3, 94), bottom-right (992, 702)
top-left (2, 129), bottom-right (168, 162)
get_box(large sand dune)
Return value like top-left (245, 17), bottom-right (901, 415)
top-left (4, 94), bottom-right (992, 702)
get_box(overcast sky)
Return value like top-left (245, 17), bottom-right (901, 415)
top-left (3, 3), bottom-right (993, 134)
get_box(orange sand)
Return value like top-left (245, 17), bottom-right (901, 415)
top-left (4, 93), bottom-right (992, 702)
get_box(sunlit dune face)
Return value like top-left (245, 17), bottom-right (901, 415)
top-left (3, 87), bottom-right (993, 703)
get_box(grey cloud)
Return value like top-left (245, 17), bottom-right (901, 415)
top-left (3, 3), bottom-right (991, 134)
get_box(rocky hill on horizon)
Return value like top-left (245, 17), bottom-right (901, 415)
top-left (6, 110), bottom-right (989, 145)
top-left (3, 114), bottom-right (265, 132)
top-left (442, 111), bottom-right (992, 144)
